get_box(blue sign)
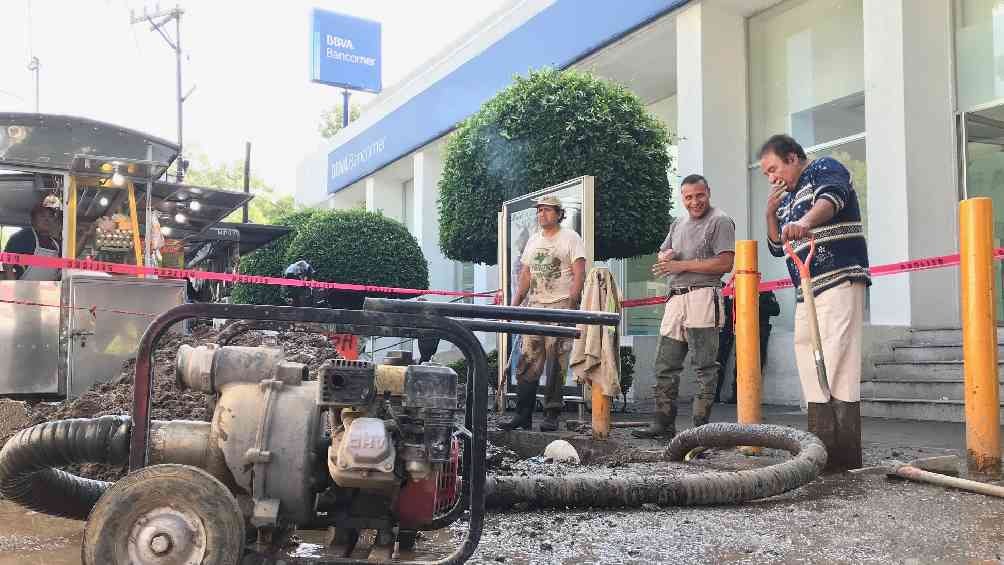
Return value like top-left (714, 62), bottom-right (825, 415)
top-left (311, 9), bottom-right (382, 93)
top-left (325, 0), bottom-right (687, 194)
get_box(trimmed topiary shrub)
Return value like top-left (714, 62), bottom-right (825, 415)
top-left (438, 68), bottom-right (673, 264)
top-left (283, 209), bottom-right (429, 309)
top-left (230, 209), bottom-right (321, 306)
top-left (231, 209), bottom-right (428, 309)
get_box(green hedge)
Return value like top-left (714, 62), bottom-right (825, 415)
top-left (438, 68), bottom-right (673, 264)
top-left (231, 209), bottom-right (429, 308)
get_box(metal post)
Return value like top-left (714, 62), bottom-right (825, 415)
top-left (959, 197), bottom-right (1000, 477)
top-left (144, 143), bottom-right (154, 268)
top-left (175, 9), bottom-right (183, 181)
top-left (342, 89), bottom-right (351, 128)
top-left (243, 142), bottom-right (251, 223)
top-left (735, 240), bottom-right (761, 453)
top-left (27, 57), bottom-right (39, 112)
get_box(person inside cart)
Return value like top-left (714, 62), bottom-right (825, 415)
top-left (2, 195), bottom-right (62, 281)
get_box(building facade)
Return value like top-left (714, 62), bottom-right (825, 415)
top-left (298, 0), bottom-right (1004, 410)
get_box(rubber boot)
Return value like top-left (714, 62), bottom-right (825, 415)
top-left (631, 405), bottom-right (677, 439)
top-left (831, 399), bottom-right (863, 471)
top-left (498, 380), bottom-right (536, 431)
top-left (692, 397), bottom-right (714, 427)
top-left (539, 408), bottom-right (560, 432)
top-left (807, 402), bottom-right (839, 473)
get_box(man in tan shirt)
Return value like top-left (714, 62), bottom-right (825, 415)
top-left (500, 195), bottom-right (586, 432)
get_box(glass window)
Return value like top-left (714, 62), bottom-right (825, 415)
top-left (623, 252), bottom-right (666, 335)
top-left (748, 0), bottom-right (865, 159)
top-left (955, 0), bottom-right (1004, 111)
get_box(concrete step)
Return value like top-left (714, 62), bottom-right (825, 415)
top-left (859, 378), bottom-right (1004, 401)
top-left (870, 360), bottom-right (1003, 382)
top-left (889, 343), bottom-right (1004, 363)
top-left (861, 397), bottom-right (1004, 423)
top-left (908, 327), bottom-right (1004, 346)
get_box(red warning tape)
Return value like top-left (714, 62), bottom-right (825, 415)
top-left (0, 251), bottom-right (497, 299)
top-left (619, 247), bottom-right (1004, 309)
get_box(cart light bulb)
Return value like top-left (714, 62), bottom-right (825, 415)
top-left (189, 200), bottom-right (202, 212)
top-left (175, 213), bottom-right (187, 224)
top-left (99, 197), bottom-right (109, 207)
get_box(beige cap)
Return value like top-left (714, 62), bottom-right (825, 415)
top-left (533, 195), bottom-right (563, 210)
top-left (33, 194), bottom-right (62, 212)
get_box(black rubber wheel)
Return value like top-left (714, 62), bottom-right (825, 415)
top-left (398, 530), bottom-right (418, 551)
top-left (82, 464), bottom-right (245, 565)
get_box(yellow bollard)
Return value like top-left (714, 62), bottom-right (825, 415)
top-left (959, 197), bottom-right (1001, 477)
top-left (735, 240), bottom-right (762, 454)
top-left (591, 384), bottom-right (611, 440)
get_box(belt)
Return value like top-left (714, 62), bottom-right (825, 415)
top-left (667, 285), bottom-right (718, 296)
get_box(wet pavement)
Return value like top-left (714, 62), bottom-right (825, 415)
top-left (3, 405), bottom-right (1004, 564)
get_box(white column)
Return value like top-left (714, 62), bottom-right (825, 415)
top-left (864, 0), bottom-right (958, 327)
top-left (364, 175), bottom-right (404, 221)
top-left (676, 1), bottom-right (750, 237)
top-left (365, 177), bottom-right (377, 212)
top-left (412, 149), bottom-right (454, 293)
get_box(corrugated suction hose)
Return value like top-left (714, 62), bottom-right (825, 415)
top-left (0, 415), bottom-right (132, 520)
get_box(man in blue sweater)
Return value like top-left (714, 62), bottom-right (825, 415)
top-left (759, 134), bottom-right (870, 472)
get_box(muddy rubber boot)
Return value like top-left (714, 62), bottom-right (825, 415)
top-left (539, 408), bottom-right (560, 432)
top-left (692, 397), bottom-right (714, 428)
top-left (807, 402), bottom-right (839, 473)
top-left (631, 406), bottom-right (677, 439)
top-left (831, 399), bottom-right (863, 471)
top-left (498, 380), bottom-right (536, 431)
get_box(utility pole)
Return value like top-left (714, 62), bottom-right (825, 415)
top-left (26, 56), bottom-right (39, 112)
top-left (130, 5), bottom-right (193, 182)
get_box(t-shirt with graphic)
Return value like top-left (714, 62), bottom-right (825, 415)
top-left (520, 227), bottom-right (587, 304)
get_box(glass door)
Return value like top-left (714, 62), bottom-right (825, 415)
top-left (961, 106), bottom-right (1004, 320)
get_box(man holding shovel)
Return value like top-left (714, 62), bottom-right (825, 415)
top-left (759, 134), bottom-right (870, 471)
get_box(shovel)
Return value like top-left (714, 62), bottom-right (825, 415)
top-left (784, 236), bottom-right (831, 398)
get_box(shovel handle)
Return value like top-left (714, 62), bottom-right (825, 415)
top-left (783, 235), bottom-right (816, 280)
top-left (784, 235), bottom-right (830, 396)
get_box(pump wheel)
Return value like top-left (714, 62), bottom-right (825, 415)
top-left (82, 464), bottom-right (245, 565)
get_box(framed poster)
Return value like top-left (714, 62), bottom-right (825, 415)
top-left (496, 176), bottom-right (594, 412)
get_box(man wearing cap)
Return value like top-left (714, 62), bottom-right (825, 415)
top-left (3, 195), bottom-right (62, 281)
top-left (499, 195), bottom-right (586, 432)
top-left (634, 174), bottom-right (735, 439)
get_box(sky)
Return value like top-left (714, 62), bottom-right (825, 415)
top-left (0, 0), bottom-right (510, 194)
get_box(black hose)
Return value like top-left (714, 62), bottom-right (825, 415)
top-left (485, 423), bottom-right (826, 509)
top-left (0, 415), bottom-right (132, 520)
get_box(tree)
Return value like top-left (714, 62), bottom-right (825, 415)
top-left (438, 68), bottom-right (673, 264)
top-left (319, 103), bottom-right (363, 139)
top-left (183, 150), bottom-right (299, 224)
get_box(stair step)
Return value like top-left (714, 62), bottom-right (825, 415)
top-left (861, 397), bottom-right (1004, 423)
top-left (889, 344), bottom-right (1004, 363)
top-left (909, 327), bottom-right (1004, 346)
top-left (871, 361), bottom-right (1003, 381)
top-left (859, 379), bottom-right (1004, 401)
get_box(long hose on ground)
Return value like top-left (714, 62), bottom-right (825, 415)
top-left (0, 417), bottom-right (823, 520)
top-left (0, 415), bottom-right (131, 520)
top-left (485, 423), bottom-right (826, 509)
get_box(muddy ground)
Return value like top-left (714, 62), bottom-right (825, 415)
top-left (3, 405), bottom-right (1003, 564)
top-left (2, 338), bottom-right (1003, 564)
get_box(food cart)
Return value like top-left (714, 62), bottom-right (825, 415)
top-left (0, 113), bottom-right (253, 398)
